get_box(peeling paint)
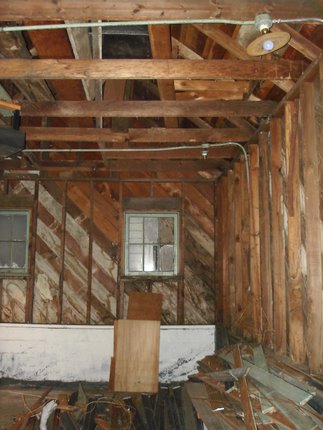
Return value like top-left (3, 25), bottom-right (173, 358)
top-left (0, 324), bottom-right (215, 383)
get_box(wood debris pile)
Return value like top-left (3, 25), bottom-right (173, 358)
top-left (186, 342), bottom-right (323, 429)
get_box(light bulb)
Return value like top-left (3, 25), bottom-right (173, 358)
top-left (263, 39), bottom-right (274, 51)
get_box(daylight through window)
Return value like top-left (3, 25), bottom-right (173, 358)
top-left (125, 213), bottom-right (178, 276)
top-left (0, 210), bottom-right (29, 273)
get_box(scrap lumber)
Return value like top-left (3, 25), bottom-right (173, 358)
top-left (185, 382), bottom-right (230, 430)
top-left (232, 344), bottom-right (257, 430)
top-left (219, 350), bottom-right (314, 405)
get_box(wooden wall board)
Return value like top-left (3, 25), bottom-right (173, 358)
top-left (113, 320), bottom-right (160, 393)
top-left (127, 292), bottom-right (163, 321)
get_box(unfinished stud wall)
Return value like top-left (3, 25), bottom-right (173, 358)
top-left (0, 178), bottom-right (215, 325)
top-left (216, 60), bottom-right (323, 373)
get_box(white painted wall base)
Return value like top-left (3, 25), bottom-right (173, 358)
top-left (0, 324), bottom-right (215, 383)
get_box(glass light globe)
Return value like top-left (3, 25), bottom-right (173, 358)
top-left (263, 39), bottom-right (274, 51)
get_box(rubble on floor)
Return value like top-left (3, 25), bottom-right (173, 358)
top-left (6, 342), bottom-right (323, 429)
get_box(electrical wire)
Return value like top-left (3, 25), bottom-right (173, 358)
top-left (0, 17), bottom-right (322, 33)
top-left (23, 141), bottom-right (250, 190)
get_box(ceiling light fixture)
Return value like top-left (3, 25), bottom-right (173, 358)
top-left (246, 13), bottom-right (291, 56)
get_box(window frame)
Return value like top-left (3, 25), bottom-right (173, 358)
top-left (124, 211), bottom-right (179, 277)
top-left (0, 209), bottom-right (30, 275)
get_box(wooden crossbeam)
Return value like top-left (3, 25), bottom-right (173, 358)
top-left (20, 100), bottom-right (276, 117)
top-left (0, 0), bottom-right (321, 20)
top-left (22, 126), bottom-right (252, 142)
top-left (0, 59), bottom-right (304, 80)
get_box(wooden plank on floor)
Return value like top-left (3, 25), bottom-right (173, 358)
top-left (113, 320), bottom-right (160, 393)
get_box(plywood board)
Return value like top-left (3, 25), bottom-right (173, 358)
top-left (113, 320), bottom-right (160, 393)
top-left (127, 292), bottom-right (162, 321)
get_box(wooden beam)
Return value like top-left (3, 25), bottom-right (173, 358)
top-left (0, 59), bottom-right (304, 80)
top-left (1, 0), bottom-right (322, 20)
top-left (23, 126), bottom-right (252, 142)
top-left (174, 80), bottom-right (250, 93)
top-left (272, 24), bottom-right (322, 62)
top-left (194, 24), bottom-right (294, 93)
top-left (20, 100), bottom-right (277, 118)
top-left (148, 24), bottom-right (178, 128)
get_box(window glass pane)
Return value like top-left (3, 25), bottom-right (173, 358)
top-left (12, 214), bottom-right (27, 240)
top-left (0, 242), bottom-right (11, 268)
top-left (12, 242), bottom-right (26, 268)
top-left (159, 244), bottom-right (174, 272)
top-left (144, 217), bottom-right (158, 243)
top-left (160, 217), bottom-right (174, 243)
top-left (128, 217), bottom-right (143, 244)
top-left (128, 244), bottom-right (143, 271)
top-left (144, 244), bottom-right (157, 271)
top-left (0, 214), bottom-right (12, 241)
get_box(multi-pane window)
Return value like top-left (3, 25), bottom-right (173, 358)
top-left (125, 213), bottom-right (178, 276)
top-left (0, 210), bottom-right (29, 273)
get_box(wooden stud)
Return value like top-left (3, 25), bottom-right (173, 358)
top-left (58, 181), bottom-right (67, 323)
top-left (233, 161), bottom-right (243, 336)
top-left (269, 118), bottom-right (287, 356)
top-left (285, 100), bottom-right (306, 363)
top-left (248, 144), bottom-right (262, 342)
top-left (86, 180), bottom-right (94, 324)
top-left (227, 169), bottom-right (235, 329)
top-left (300, 81), bottom-right (322, 373)
top-left (177, 183), bottom-right (185, 324)
top-left (25, 179), bottom-right (39, 323)
top-left (258, 132), bottom-right (273, 349)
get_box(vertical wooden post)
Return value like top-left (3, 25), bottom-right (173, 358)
top-left (249, 144), bottom-right (262, 342)
top-left (25, 179), bottom-right (39, 323)
top-left (234, 162), bottom-right (243, 336)
top-left (215, 178), bottom-right (224, 323)
top-left (269, 118), bottom-right (287, 355)
top-left (221, 176), bottom-right (230, 328)
top-left (213, 181), bottom-right (218, 323)
top-left (240, 156), bottom-right (250, 339)
top-left (300, 81), bottom-right (322, 373)
top-left (227, 170), bottom-right (235, 329)
top-left (86, 179), bottom-right (94, 324)
top-left (58, 180), bottom-right (68, 324)
top-left (177, 182), bottom-right (185, 324)
top-left (258, 132), bottom-right (273, 348)
top-left (285, 100), bottom-right (306, 363)
top-left (117, 182), bottom-right (124, 319)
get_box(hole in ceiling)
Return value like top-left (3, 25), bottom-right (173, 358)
top-left (102, 25), bottom-right (151, 59)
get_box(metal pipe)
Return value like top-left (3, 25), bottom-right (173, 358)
top-left (24, 141), bottom-right (250, 190)
top-left (0, 17), bottom-right (322, 33)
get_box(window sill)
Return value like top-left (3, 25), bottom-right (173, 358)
top-left (121, 274), bottom-right (183, 282)
top-left (0, 272), bottom-right (30, 279)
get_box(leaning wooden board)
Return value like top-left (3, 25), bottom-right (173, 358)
top-left (113, 320), bottom-right (160, 393)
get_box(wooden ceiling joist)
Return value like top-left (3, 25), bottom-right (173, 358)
top-left (20, 100), bottom-right (276, 118)
top-left (1, 0), bottom-right (322, 21)
top-left (22, 127), bottom-right (253, 143)
top-left (0, 59), bottom-right (304, 80)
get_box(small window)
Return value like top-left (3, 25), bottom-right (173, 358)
top-left (0, 210), bottom-right (29, 274)
top-left (125, 212), bottom-right (178, 276)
